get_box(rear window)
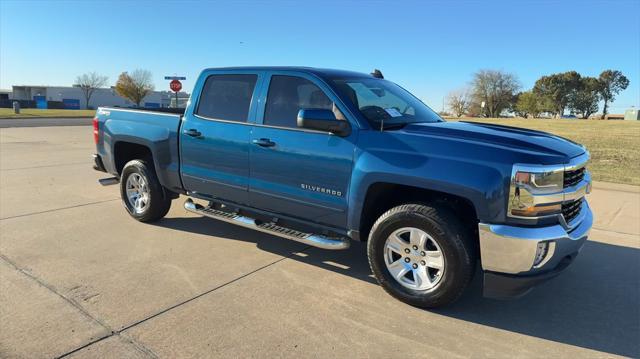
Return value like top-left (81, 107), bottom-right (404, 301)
top-left (196, 74), bottom-right (258, 122)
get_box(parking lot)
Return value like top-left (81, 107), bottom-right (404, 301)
top-left (1, 125), bottom-right (638, 358)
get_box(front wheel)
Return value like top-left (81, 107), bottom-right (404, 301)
top-left (120, 159), bottom-right (171, 222)
top-left (367, 203), bottom-right (476, 308)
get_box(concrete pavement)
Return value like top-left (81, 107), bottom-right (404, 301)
top-left (0, 118), bottom-right (92, 128)
top-left (0, 126), bottom-right (638, 358)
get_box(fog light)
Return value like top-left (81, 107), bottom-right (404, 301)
top-left (533, 242), bottom-right (550, 266)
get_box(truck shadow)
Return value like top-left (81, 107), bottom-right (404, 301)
top-left (155, 216), bottom-right (639, 357)
top-left (442, 240), bottom-right (640, 358)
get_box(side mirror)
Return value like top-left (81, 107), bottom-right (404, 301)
top-left (296, 109), bottom-right (350, 136)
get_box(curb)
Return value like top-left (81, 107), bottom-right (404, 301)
top-left (592, 181), bottom-right (640, 193)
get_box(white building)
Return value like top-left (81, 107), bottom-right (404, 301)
top-left (11, 85), bottom-right (189, 109)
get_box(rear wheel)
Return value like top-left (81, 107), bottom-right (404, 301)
top-left (367, 203), bottom-right (475, 308)
top-left (120, 159), bottom-right (171, 222)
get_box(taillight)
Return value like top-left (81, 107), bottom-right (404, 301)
top-left (93, 117), bottom-right (99, 144)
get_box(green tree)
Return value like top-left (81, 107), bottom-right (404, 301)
top-left (598, 70), bottom-right (629, 117)
top-left (569, 77), bottom-right (600, 119)
top-left (114, 69), bottom-right (154, 107)
top-left (74, 72), bottom-right (108, 109)
top-left (515, 91), bottom-right (543, 118)
top-left (533, 71), bottom-right (581, 117)
top-left (471, 69), bottom-right (520, 118)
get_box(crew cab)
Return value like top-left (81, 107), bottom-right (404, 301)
top-left (93, 67), bottom-right (593, 307)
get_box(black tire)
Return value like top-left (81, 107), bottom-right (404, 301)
top-left (367, 203), bottom-right (475, 308)
top-left (119, 159), bottom-right (171, 222)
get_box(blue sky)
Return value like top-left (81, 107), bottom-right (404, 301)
top-left (1, 0), bottom-right (638, 112)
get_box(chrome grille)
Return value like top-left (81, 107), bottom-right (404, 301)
top-left (562, 198), bottom-right (583, 223)
top-left (564, 167), bottom-right (586, 188)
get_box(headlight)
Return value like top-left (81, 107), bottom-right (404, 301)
top-left (508, 165), bottom-right (563, 218)
top-left (513, 169), bottom-right (563, 193)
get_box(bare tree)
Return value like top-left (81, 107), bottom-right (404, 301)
top-left (447, 89), bottom-right (471, 117)
top-left (471, 70), bottom-right (520, 118)
top-left (74, 72), bottom-right (108, 109)
top-left (115, 69), bottom-right (155, 107)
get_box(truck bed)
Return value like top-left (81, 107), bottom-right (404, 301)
top-left (132, 107), bottom-right (185, 115)
top-left (94, 106), bottom-right (184, 193)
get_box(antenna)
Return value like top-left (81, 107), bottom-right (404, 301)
top-left (371, 69), bottom-right (384, 79)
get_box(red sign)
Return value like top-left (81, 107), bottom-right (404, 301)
top-left (170, 79), bottom-right (182, 92)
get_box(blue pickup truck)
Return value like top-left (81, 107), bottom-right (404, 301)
top-left (93, 67), bottom-right (592, 307)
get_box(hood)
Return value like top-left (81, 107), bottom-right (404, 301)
top-left (401, 121), bottom-right (585, 159)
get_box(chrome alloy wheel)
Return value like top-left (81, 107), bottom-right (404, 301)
top-left (384, 227), bottom-right (445, 291)
top-left (125, 173), bottom-right (150, 213)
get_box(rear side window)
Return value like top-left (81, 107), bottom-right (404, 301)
top-left (196, 74), bottom-right (257, 122)
top-left (264, 75), bottom-right (333, 128)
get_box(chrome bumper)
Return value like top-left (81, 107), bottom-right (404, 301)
top-left (479, 201), bottom-right (592, 275)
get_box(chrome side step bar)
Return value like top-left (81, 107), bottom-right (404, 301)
top-left (184, 199), bottom-right (350, 250)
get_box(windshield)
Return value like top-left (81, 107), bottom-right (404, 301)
top-left (330, 77), bottom-right (444, 128)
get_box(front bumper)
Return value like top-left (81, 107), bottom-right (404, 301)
top-left (479, 201), bottom-right (593, 298)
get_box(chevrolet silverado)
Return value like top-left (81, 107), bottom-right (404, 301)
top-left (93, 67), bottom-right (593, 307)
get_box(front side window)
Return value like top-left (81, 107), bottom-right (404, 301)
top-left (196, 74), bottom-right (258, 122)
top-left (264, 75), bottom-right (334, 128)
top-left (331, 77), bottom-right (443, 128)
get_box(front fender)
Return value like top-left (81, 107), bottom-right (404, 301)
top-left (347, 142), bottom-right (509, 231)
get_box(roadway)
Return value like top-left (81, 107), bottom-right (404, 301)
top-left (0, 117), bottom-right (92, 128)
top-left (0, 126), bottom-right (638, 358)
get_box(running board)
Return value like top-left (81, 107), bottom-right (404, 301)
top-left (184, 199), bottom-right (350, 250)
top-left (98, 177), bottom-right (119, 186)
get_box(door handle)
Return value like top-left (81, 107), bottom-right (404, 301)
top-left (252, 138), bottom-right (276, 147)
top-left (183, 129), bottom-right (202, 138)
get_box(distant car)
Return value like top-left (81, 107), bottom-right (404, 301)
top-left (561, 114), bottom-right (577, 119)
